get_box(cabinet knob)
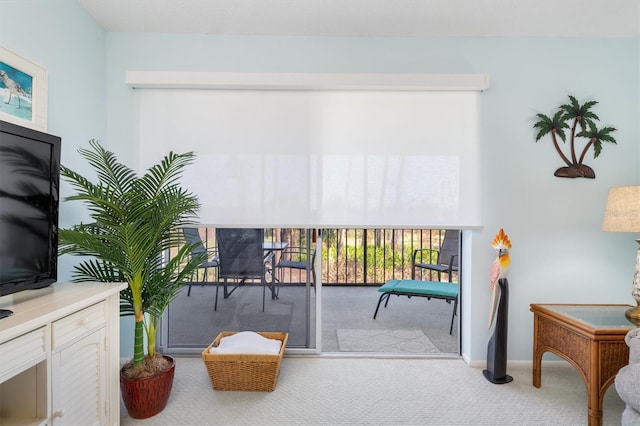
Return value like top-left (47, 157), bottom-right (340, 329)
top-left (79, 318), bottom-right (90, 325)
top-left (54, 409), bottom-right (65, 417)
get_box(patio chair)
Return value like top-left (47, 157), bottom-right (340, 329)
top-left (183, 228), bottom-right (219, 296)
top-left (373, 279), bottom-right (459, 334)
top-left (275, 245), bottom-right (316, 291)
top-left (216, 228), bottom-right (276, 311)
top-left (412, 230), bottom-right (460, 282)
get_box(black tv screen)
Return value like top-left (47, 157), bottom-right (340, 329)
top-left (0, 120), bottom-right (60, 296)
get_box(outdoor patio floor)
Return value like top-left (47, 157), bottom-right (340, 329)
top-left (163, 283), bottom-right (459, 355)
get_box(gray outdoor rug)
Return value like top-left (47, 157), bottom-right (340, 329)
top-left (337, 329), bottom-right (439, 353)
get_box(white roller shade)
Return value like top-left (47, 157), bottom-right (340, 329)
top-left (136, 86), bottom-right (482, 228)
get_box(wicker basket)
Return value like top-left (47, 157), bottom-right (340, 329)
top-left (202, 331), bottom-right (288, 392)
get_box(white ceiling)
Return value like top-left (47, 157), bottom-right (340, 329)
top-left (79, 0), bottom-right (640, 38)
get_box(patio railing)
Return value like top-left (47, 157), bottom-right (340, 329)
top-left (176, 228), bottom-right (458, 286)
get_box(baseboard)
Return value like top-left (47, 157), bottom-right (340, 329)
top-left (468, 359), bottom-right (575, 369)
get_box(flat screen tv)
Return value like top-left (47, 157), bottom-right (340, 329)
top-left (0, 120), bottom-right (61, 297)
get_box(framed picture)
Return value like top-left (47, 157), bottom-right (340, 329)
top-left (0, 46), bottom-right (47, 131)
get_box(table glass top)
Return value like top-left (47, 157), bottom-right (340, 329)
top-left (539, 305), bottom-right (636, 329)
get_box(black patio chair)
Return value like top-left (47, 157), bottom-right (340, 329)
top-left (183, 228), bottom-right (219, 296)
top-left (275, 245), bottom-right (316, 291)
top-left (412, 230), bottom-right (460, 282)
top-left (216, 228), bottom-right (276, 311)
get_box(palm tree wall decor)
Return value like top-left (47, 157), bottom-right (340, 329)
top-left (533, 95), bottom-right (617, 178)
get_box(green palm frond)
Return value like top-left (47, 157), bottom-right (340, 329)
top-left (551, 111), bottom-right (569, 141)
top-left (576, 122), bottom-right (618, 162)
top-left (533, 112), bottom-right (569, 142)
top-left (59, 141), bottom-right (202, 366)
top-left (589, 126), bottom-right (617, 159)
top-left (79, 140), bottom-right (136, 196)
top-left (559, 95), bottom-right (580, 114)
top-left (559, 96), bottom-right (599, 131)
top-left (533, 113), bottom-right (553, 141)
top-left (581, 109), bottom-right (599, 123)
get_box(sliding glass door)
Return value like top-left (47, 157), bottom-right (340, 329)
top-left (159, 227), bottom-right (460, 355)
top-left (159, 228), bottom-right (317, 354)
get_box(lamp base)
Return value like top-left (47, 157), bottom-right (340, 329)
top-left (626, 241), bottom-right (640, 325)
top-left (625, 304), bottom-right (640, 325)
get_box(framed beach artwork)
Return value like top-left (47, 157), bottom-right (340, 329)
top-left (0, 46), bottom-right (47, 131)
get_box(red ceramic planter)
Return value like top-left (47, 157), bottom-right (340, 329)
top-left (120, 355), bottom-right (176, 419)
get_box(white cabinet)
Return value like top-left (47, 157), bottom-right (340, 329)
top-left (51, 302), bottom-right (107, 426)
top-left (52, 328), bottom-right (106, 426)
top-left (0, 282), bottom-right (126, 426)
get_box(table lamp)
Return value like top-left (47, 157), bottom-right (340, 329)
top-left (602, 185), bottom-right (640, 321)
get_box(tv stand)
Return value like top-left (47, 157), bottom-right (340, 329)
top-left (0, 282), bottom-right (126, 426)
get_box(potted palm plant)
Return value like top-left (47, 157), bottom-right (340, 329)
top-left (58, 141), bottom-right (205, 419)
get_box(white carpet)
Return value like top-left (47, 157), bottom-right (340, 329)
top-left (337, 329), bottom-right (439, 353)
top-left (121, 356), bottom-right (625, 425)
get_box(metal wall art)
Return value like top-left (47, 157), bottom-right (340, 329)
top-left (533, 95), bottom-right (617, 179)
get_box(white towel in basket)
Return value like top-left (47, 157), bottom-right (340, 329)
top-left (209, 331), bottom-right (282, 355)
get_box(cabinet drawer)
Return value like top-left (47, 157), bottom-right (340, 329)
top-left (0, 327), bottom-right (47, 380)
top-left (53, 302), bottom-right (106, 350)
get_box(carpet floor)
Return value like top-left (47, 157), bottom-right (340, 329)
top-left (121, 356), bottom-right (625, 425)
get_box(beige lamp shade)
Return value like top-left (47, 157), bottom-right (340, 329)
top-left (603, 185), bottom-right (640, 322)
top-left (602, 186), bottom-right (640, 233)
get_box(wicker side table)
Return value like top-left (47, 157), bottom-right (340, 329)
top-left (530, 304), bottom-right (634, 426)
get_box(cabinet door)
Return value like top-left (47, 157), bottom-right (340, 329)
top-left (51, 328), bottom-right (106, 426)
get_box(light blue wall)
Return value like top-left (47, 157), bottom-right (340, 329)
top-left (106, 34), bottom-right (640, 362)
top-left (0, 0), bottom-right (106, 279)
top-left (3, 1), bottom-right (639, 362)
